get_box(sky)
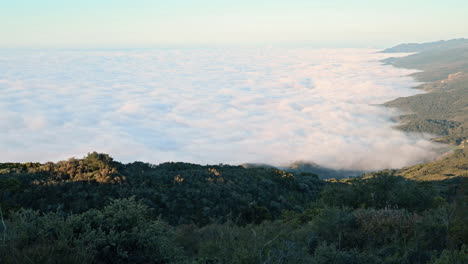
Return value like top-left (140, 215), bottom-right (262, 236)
top-left (1, 0), bottom-right (468, 48)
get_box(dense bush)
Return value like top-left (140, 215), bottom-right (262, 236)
top-left (0, 153), bottom-right (323, 225)
top-left (0, 198), bottom-right (182, 264)
top-left (320, 173), bottom-right (438, 210)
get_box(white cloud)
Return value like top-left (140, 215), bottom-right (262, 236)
top-left (0, 48), bottom-right (443, 170)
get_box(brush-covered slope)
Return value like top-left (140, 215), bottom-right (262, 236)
top-left (383, 39), bottom-right (468, 145)
top-left (396, 147), bottom-right (468, 181)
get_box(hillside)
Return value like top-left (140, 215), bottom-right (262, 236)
top-left (0, 152), bottom-right (323, 226)
top-left (1, 152), bottom-right (467, 263)
top-left (383, 40), bottom-right (468, 145)
top-left (396, 147), bottom-right (468, 181)
top-left (383, 45), bottom-right (468, 82)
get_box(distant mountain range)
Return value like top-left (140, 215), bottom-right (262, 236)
top-left (381, 38), bottom-right (468, 53)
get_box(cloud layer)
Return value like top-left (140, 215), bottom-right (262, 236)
top-left (0, 48), bottom-right (442, 170)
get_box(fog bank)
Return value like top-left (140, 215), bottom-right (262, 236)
top-left (0, 48), bottom-right (443, 170)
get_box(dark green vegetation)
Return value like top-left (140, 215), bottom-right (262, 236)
top-left (1, 152), bottom-right (467, 263)
top-left (382, 39), bottom-right (468, 145)
top-left (0, 152), bottom-right (323, 226)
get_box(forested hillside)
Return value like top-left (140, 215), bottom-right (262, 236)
top-left (1, 152), bottom-right (467, 263)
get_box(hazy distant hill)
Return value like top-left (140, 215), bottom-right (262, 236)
top-left (283, 161), bottom-right (365, 179)
top-left (382, 39), bottom-right (468, 145)
top-left (381, 38), bottom-right (468, 53)
top-left (243, 161), bottom-right (365, 179)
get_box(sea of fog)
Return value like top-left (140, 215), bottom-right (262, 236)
top-left (0, 48), bottom-right (443, 170)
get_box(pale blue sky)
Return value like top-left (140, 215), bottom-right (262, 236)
top-left (1, 0), bottom-right (467, 48)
